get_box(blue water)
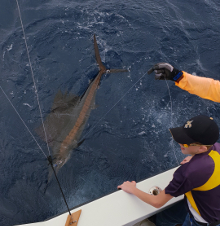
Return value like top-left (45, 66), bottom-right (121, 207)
top-left (0, 0), bottom-right (220, 225)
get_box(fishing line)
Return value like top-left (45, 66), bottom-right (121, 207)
top-left (165, 79), bottom-right (179, 165)
top-left (81, 68), bottom-right (180, 166)
top-left (15, 0), bottom-right (51, 156)
top-left (0, 85), bottom-right (47, 158)
top-left (83, 71), bottom-right (147, 139)
top-left (82, 71), bottom-right (180, 166)
top-left (14, 1), bottom-right (73, 217)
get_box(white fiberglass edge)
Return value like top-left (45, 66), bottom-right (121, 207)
top-left (16, 166), bottom-right (183, 226)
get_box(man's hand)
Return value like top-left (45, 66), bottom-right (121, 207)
top-left (117, 181), bottom-right (137, 194)
top-left (148, 62), bottom-right (183, 82)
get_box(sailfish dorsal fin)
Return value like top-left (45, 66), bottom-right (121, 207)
top-left (51, 90), bottom-right (80, 112)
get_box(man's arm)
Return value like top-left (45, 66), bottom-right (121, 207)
top-left (176, 71), bottom-right (220, 103)
top-left (117, 181), bottom-right (173, 208)
top-left (148, 63), bottom-right (220, 103)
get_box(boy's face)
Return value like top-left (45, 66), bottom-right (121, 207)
top-left (178, 143), bottom-right (205, 156)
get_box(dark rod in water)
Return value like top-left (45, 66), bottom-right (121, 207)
top-left (47, 156), bottom-right (72, 216)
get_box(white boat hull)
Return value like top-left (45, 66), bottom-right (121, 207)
top-left (16, 167), bottom-right (183, 226)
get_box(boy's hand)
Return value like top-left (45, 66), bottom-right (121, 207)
top-left (148, 62), bottom-right (183, 82)
top-left (117, 181), bottom-right (136, 194)
top-left (180, 156), bottom-right (193, 165)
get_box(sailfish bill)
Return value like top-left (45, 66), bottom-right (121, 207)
top-left (36, 34), bottom-right (128, 181)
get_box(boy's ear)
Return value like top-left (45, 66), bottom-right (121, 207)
top-left (199, 145), bottom-right (208, 153)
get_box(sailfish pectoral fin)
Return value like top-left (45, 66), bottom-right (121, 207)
top-left (94, 34), bottom-right (106, 72)
top-left (108, 69), bottom-right (128, 73)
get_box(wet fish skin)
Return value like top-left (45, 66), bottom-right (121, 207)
top-left (37, 35), bottom-right (128, 178)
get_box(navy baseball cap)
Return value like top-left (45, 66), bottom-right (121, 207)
top-left (170, 115), bottom-right (219, 145)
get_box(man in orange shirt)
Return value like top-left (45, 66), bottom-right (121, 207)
top-left (148, 62), bottom-right (220, 103)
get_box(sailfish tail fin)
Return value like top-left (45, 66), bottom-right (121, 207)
top-left (94, 34), bottom-right (106, 72)
top-left (94, 34), bottom-right (128, 74)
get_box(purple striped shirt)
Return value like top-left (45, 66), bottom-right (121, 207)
top-left (165, 143), bottom-right (220, 223)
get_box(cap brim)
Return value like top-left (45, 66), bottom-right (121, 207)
top-left (169, 126), bottom-right (195, 144)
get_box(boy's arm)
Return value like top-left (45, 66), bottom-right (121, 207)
top-left (176, 72), bottom-right (220, 103)
top-left (117, 181), bottom-right (173, 208)
top-left (133, 188), bottom-right (173, 208)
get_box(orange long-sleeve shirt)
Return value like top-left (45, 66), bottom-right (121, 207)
top-left (175, 71), bottom-right (220, 103)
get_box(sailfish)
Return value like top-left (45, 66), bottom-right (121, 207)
top-left (36, 35), bottom-right (128, 177)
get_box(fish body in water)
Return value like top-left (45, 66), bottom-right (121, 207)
top-left (37, 35), bottom-right (128, 177)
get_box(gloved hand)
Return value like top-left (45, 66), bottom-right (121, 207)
top-left (148, 62), bottom-right (183, 82)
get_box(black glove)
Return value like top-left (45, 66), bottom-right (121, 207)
top-left (148, 62), bottom-right (183, 82)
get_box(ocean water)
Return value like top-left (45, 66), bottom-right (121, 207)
top-left (0, 0), bottom-right (220, 225)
